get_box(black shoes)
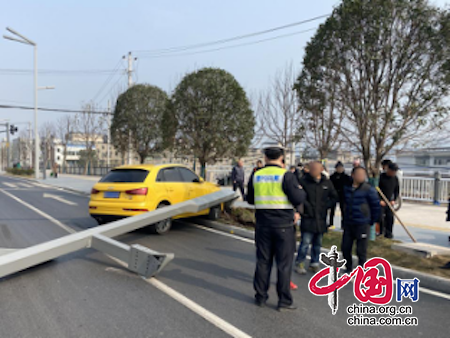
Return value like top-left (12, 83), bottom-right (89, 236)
top-left (255, 299), bottom-right (266, 308)
top-left (277, 304), bottom-right (297, 312)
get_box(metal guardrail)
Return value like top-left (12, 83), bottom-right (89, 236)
top-left (401, 177), bottom-right (449, 203)
top-left (0, 189), bottom-right (237, 279)
top-left (64, 166), bottom-right (112, 176)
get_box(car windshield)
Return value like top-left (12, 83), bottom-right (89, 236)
top-left (100, 169), bottom-right (149, 183)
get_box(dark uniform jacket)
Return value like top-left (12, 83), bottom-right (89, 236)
top-left (247, 164), bottom-right (306, 227)
top-left (330, 171), bottom-right (351, 200)
top-left (343, 182), bottom-right (381, 226)
top-left (378, 173), bottom-right (399, 201)
top-left (299, 174), bottom-right (338, 233)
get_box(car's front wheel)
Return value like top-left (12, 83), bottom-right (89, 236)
top-left (149, 203), bottom-right (172, 235)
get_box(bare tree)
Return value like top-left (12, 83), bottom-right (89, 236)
top-left (17, 129), bottom-right (31, 167)
top-left (298, 0), bottom-right (450, 176)
top-left (256, 63), bottom-right (302, 165)
top-left (296, 70), bottom-right (344, 161)
top-left (76, 103), bottom-right (104, 174)
top-left (39, 122), bottom-right (55, 175)
top-left (55, 115), bottom-right (76, 173)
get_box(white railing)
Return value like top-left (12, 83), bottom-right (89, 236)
top-left (401, 177), bottom-right (449, 203)
top-left (439, 179), bottom-right (450, 203)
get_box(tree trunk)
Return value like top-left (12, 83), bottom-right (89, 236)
top-left (139, 154), bottom-right (145, 164)
top-left (200, 160), bottom-right (206, 179)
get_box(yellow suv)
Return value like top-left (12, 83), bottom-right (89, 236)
top-left (89, 164), bottom-right (222, 234)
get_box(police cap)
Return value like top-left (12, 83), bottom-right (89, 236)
top-left (263, 146), bottom-right (285, 160)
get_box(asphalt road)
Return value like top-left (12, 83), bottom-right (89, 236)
top-left (0, 174), bottom-right (449, 338)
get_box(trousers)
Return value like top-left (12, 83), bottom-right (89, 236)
top-left (341, 224), bottom-right (369, 271)
top-left (254, 224), bottom-right (296, 306)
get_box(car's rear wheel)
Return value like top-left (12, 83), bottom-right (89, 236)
top-left (149, 203), bottom-right (172, 235)
top-left (207, 205), bottom-right (221, 220)
top-left (94, 217), bottom-right (106, 225)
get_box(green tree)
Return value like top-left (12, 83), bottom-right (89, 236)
top-left (111, 84), bottom-right (169, 164)
top-left (166, 68), bottom-right (255, 177)
top-left (296, 0), bottom-right (450, 176)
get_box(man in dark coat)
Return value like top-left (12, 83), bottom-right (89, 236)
top-left (378, 162), bottom-right (400, 238)
top-left (342, 166), bottom-right (381, 271)
top-left (295, 161), bottom-right (338, 274)
top-left (329, 161), bottom-right (350, 228)
top-left (231, 160), bottom-right (246, 200)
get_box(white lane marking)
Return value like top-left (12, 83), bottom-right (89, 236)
top-left (0, 189), bottom-right (75, 234)
top-left (193, 225), bottom-right (255, 244)
top-left (105, 253), bottom-right (252, 338)
top-left (43, 193), bottom-right (78, 206)
top-left (3, 176), bottom-right (87, 197)
top-left (193, 223), bottom-right (450, 301)
top-left (18, 183), bottom-right (32, 188)
top-left (147, 278), bottom-right (252, 338)
top-left (3, 182), bottom-right (17, 188)
top-left (0, 193), bottom-right (252, 337)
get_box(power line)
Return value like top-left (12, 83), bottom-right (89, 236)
top-left (134, 14), bottom-right (329, 56)
top-left (0, 68), bottom-right (119, 76)
top-left (0, 98), bottom-right (81, 110)
top-left (97, 72), bottom-right (126, 105)
top-left (0, 104), bottom-right (110, 115)
top-left (138, 28), bottom-right (317, 59)
top-left (91, 59), bottom-right (125, 102)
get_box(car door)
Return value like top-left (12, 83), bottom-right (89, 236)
top-left (177, 167), bottom-right (209, 216)
top-left (157, 167), bottom-right (188, 205)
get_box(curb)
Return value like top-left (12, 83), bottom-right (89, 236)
top-left (192, 218), bottom-right (450, 295)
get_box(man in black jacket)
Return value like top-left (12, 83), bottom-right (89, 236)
top-left (295, 161), bottom-right (338, 274)
top-left (330, 161), bottom-right (350, 228)
top-left (378, 162), bottom-right (400, 238)
top-left (231, 160), bottom-right (246, 200)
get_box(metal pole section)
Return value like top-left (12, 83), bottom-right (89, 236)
top-left (107, 100), bottom-right (111, 169)
top-left (34, 45), bottom-right (39, 179)
top-left (0, 189), bottom-right (237, 278)
top-left (6, 122), bottom-right (10, 168)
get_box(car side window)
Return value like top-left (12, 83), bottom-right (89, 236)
top-left (156, 170), bottom-right (164, 182)
top-left (159, 167), bottom-right (183, 182)
top-left (178, 167), bottom-right (199, 183)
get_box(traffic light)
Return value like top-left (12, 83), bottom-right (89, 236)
top-left (9, 125), bottom-right (18, 135)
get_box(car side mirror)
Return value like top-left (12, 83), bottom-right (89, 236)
top-left (193, 177), bottom-right (204, 183)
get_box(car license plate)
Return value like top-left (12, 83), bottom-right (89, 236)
top-left (104, 191), bottom-right (120, 198)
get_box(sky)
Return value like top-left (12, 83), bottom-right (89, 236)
top-left (0, 0), bottom-right (448, 141)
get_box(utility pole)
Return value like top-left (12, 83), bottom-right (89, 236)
top-left (107, 100), bottom-right (111, 169)
top-left (6, 122), bottom-right (10, 168)
top-left (124, 51), bottom-right (137, 165)
top-left (28, 121), bottom-right (32, 167)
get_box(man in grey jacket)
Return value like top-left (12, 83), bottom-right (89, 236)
top-left (232, 160), bottom-right (246, 200)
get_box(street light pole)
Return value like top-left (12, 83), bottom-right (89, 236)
top-left (3, 27), bottom-right (39, 179)
top-left (34, 44), bottom-right (38, 179)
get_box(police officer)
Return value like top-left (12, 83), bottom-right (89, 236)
top-left (247, 146), bottom-right (306, 311)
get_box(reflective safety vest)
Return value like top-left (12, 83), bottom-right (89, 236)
top-left (253, 166), bottom-right (292, 209)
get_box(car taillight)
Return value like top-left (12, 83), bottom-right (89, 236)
top-left (91, 188), bottom-right (100, 194)
top-left (125, 188), bottom-right (148, 195)
top-left (89, 206), bottom-right (97, 209)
